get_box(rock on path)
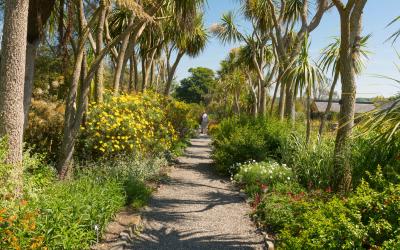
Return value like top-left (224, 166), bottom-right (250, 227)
top-left (133, 135), bottom-right (265, 249)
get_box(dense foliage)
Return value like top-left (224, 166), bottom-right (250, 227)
top-left (211, 115), bottom-right (400, 248)
top-left (1, 90), bottom-right (199, 248)
top-left (0, 144), bottom-right (166, 249)
top-left (211, 116), bottom-right (292, 174)
top-left (174, 67), bottom-right (216, 104)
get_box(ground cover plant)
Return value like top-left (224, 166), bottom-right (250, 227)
top-left (0, 146), bottom-right (166, 249)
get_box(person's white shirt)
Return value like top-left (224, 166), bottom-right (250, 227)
top-left (202, 113), bottom-right (208, 123)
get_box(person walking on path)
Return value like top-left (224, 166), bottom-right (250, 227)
top-left (200, 111), bottom-right (209, 134)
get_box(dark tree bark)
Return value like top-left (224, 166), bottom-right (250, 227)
top-left (24, 0), bottom-right (56, 127)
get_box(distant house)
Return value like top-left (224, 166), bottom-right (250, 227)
top-left (311, 100), bottom-right (376, 119)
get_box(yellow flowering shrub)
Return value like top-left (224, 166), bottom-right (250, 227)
top-left (80, 91), bottom-right (178, 157)
top-left (164, 101), bottom-right (201, 139)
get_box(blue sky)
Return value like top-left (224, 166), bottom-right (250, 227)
top-left (176, 0), bottom-right (400, 98)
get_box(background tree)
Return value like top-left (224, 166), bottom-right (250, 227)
top-left (175, 67), bottom-right (216, 104)
top-left (282, 36), bottom-right (324, 141)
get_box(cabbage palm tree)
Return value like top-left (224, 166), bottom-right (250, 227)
top-left (212, 11), bottom-right (274, 115)
top-left (164, 13), bottom-right (208, 95)
top-left (262, 0), bottom-right (331, 120)
top-left (283, 36), bottom-right (325, 143)
top-left (317, 35), bottom-right (370, 139)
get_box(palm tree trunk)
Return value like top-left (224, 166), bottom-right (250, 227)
top-left (0, 0), bottom-right (29, 196)
top-left (128, 56), bottom-right (134, 92)
top-left (259, 84), bottom-right (267, 116)
top-left (113, 21), bottom-right (132, 95)
top-left (133, 50), bottom-right (139, 91)
top-left (94, 0), bottom-right (107, 102)
top-left (149, 60), bottom-right (155, 88)
top-left (306, 90), bottom-right (311, 144)
top-left (333, 0), bottom-right (366, 193)
top-left (318, 70), bottom-right (339, 140)
top-left (270, 81), bottom-right (280, 114)
top-left (164, 51), bottom-right (184, 95)
top-left (141, 56), bottom-right (147, 92)
top-left (278, 81), bottom-right (286, 120)
top-left (24, 41), bottom-right (39, 128)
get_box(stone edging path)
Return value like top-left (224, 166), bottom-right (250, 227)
top-left (133, 135), bottom-right (265, 249)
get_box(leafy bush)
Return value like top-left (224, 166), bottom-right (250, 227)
top-left (211, 116), bottom-right (291, 175)
top-left (351, 132), bottom-right (400, 186)
top-left (254, 183), bottom-right (309, 232)
top-left (24, 99), bottom-right (65, 162)
top-left (281, 134), bottom-right (335, 190)
top-left (165, 101), bottom-right (201, 140)
top-left (233, 160), bottom-right (293, 197)
top-left (279, 168), bottom-right (400, 249)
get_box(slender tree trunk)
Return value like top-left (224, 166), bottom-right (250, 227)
top-left (128, 56), bottom-right (134, 92)
top-left (164, 51), bottom-right (184, 95)
top-left (94, 0), bottom-right (107, 102)
top-left (306, 90), bottom-right (311, 144)
top-left (285, 83), bottom-right (296, 123)
top-left (318, 70), bottom-right (339, 140)
top-left (23, 41), bottom-right (39, 128)
top-left (278, 81), bottom-right (286, 120)
top-left (141, 56), bottom-right (147, 92)
top-left (149, 60), bottom-right (155, 88)
top-left (0, 0), bottom-right (29, 197)
top-left (144, 49), bottom-right (157, 90)
top-left (58, 0), bottom-right (65, 54)
top-left (133, 50), bottom-right (139, 91)
top-left (270, 81), bottom-right (279, 114)
top-left (113, 23), bottom-right (132, 95)
top-left (259, 84), bottom-right (267, 116)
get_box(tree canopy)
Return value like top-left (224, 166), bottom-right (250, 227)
top-left (174, 67), bottom-right (216, 104)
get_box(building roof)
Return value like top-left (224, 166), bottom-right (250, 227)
top-left (312, 100), bottom-right (376, 114)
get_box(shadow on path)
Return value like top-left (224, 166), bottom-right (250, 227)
top-left (132, 136), bottom-right (264, 249)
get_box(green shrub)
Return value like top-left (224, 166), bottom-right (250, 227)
top-left (24, 99), bottom-right (65, 163)
top-left (211, 116), bottom-right (291, 175)
top-left (351, 132), bottom-right (400, 186)
top-left (281, 134), bottom-right (335, 189)
top-left (254, 183), bottom-right (309, 232)
top-left (278, 169), bottom-right (400, 249)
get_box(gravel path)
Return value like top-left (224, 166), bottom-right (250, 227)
top-left (133, 135), bottom-right (265, 249)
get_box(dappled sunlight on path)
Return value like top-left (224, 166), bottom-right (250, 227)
top-left (133, 135), bottom-right (265, 249)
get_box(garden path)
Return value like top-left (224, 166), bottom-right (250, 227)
top-left (133, 135), bottom-right (265, 249)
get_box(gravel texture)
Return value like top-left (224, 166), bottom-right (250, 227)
top-left (133, 135), bottom-right (265, 249)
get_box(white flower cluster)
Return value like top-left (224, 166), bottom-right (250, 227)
top-left (232, 159), bottom-right (293, 185)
